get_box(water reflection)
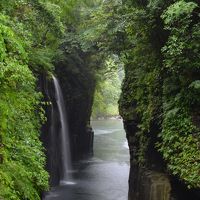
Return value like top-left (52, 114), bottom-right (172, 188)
top-left (44, 119), bottom-right (129, 200)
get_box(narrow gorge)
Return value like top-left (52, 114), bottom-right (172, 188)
top-left (0, 1), bottom-right (200, 200)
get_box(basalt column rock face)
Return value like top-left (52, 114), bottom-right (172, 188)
top-left (55, 51), bottom-right (96, 158)
top-left (123, 120), bottom-right (171, 200)
top-left (119, 71), bottom-right (172, 200)
top-left (39, 74), bottom-right (61, 186)
top-left (39, 47), bottom-right (96, 185)
top-left (119, 68), bottom-right (200, 200)
top-left (39, 63), bottom-right (95, 186)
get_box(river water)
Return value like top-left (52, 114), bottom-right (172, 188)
top-left (44, 119), bottom-right (129, 200)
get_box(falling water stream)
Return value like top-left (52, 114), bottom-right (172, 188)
top-left (44, 77), bottom-right (199, 200)
top-left (44, 118), bottom-right (129, 200)
top-left (52, 76), bottom-right (74, 185)
top-left (43, 76), bottom-right (129, 200)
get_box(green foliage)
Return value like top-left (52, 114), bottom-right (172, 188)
top-left (0, 0), bottom-right (200, 196)
top-left (158, 110), bottom-right (200, 188)
top-left (92, 57), bottom-right (123, 118)
top-left (161, 1), bottom-right (197, 26)
top-left (89, 0), bottom-right (200, 188)
top-left (0, 0), bottom-right (104, 198)
top-left (0, 14), bottom-right (48, 199)
top-left (162, 1), bottom-right (199, 72)
top-left (80, 0), bottom-right (125, 53)
top-left (0, 0), bottom-right (65, 72)
top-left (158, 0), bottom-right (200, 188)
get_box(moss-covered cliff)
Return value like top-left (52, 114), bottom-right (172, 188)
top-left (0, 1), bottom-right (99, 198)
top-left (118, 1), bottom-right (200, 199)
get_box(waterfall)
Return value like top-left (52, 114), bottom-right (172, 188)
top-left (52, 75), bottom-right (74, 185)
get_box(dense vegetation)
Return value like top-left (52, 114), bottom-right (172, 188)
top-left (0, 0), bottom-right (100, 199)
top-left (81, 0), bottom-right (200, 189)
top-left (92, 56), bottom-right (123, 119)
top-left (122, 0), bottom-right (200, 188)
top-left (0, 2), bottom-right (52, 198)
top-left (64, 0), bottom-right (200, 192)
top-left (0, 0), bottom-right (200, 199)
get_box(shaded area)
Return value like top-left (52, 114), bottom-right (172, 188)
top-left (40, 73), bottom-right (95, 186)
top-left (43, 119), bottom-right (129, 200)
top-left (56, 52), bottom-right (96, 156)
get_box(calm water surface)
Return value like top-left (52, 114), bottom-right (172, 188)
top-left (44, 119), bottom-right (129, 200)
